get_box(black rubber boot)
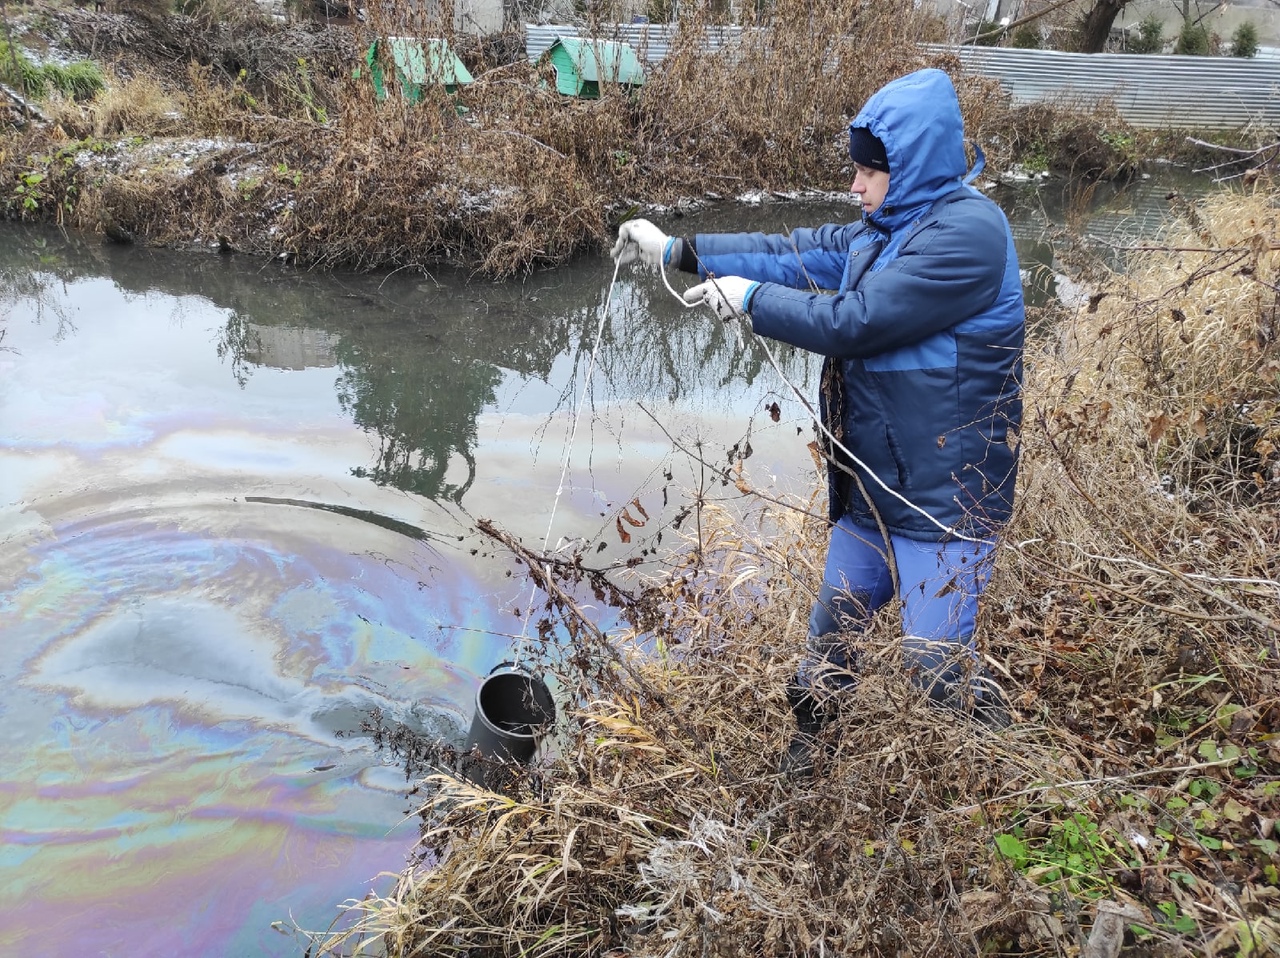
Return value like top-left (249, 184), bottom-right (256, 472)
top-left (919, 665), bottom-right (1013, 732)
top-left (779, 685), bottom-right (829, 778)
top-left (968, 671), bottom-right (1013, 731)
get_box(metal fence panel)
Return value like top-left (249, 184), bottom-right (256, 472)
top-left (523, 26), bottom-right (1280, 130)
top-left (525, 23), bottom-right (743, 64)
top-left (927, 44), bottom-right (1280, 130)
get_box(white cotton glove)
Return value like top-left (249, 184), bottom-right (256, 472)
top-left (610, 218), bottom-right (673, 270)
top-left (682, 276), bottom-right (760, 322)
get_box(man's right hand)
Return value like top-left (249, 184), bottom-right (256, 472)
top-left (610, 218), bottom-right (672, 270)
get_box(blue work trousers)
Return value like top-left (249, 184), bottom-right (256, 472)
top-left (799, 514), bottom-right (997, 693)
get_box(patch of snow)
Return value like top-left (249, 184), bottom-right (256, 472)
top-left (167, 137), bottom-right (236, 161)
top-left (996, 165), bottom-right (1052, 185)
top-left (227, 164), bottom-right (265, 188)
top-left (1054, 272), bottom-right (1093, 310)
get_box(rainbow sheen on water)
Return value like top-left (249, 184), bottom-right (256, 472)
top-left (0, 222), bottom-right (819, 956)
top-left (0, 275), bottom-right (532, 957)
top-left (0, 473), bottom-right (497, 955)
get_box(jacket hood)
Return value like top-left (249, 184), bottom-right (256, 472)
top-left (849, 68), bottom-right (968, 230)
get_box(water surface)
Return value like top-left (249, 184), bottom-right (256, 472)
top-left (0, 221), bottom-right (819, 957)
top-left (0, 171), bottom-right (1209, 956)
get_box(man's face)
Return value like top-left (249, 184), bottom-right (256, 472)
top-left (851, 164), bottom-right (890, 214)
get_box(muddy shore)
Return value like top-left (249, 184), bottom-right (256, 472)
top-left (2, 0), bottom-right (1227, 276)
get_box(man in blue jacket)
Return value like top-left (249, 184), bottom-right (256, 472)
top-left (612, 68), bottom-right (1024, 775)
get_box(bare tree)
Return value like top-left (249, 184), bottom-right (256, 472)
top-left (1073, 0), bottom-right (1133, 51)
top-left (1072, 0), bottom-right (1240, 53)
top-left (964, 0), bottom-right (1135, 52)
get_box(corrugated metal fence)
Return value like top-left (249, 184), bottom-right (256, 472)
top-left (524, 24), bottom-right (1280, 131)
top-left (926, 44), bottom-right (1280, 131)
top-left (525, 22), bottom-right (744, 64)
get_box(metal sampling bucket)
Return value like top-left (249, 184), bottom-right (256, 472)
top-left (462, 662), bottom-right (556, 788)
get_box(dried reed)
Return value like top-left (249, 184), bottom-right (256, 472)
top-left (301, 185), bottom-right (1279, 958)
top-left (3, 0), bottom-right (1155, 274)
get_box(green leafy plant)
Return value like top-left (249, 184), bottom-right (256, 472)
top-left (231, 69), bottom-right (260, 111)
top-left (288, 57), bottom-right (328, 125)
top-left (13, 169), bottom-right (46, 212)
top-left (9, 143), bottom-right (81, 219)
top-left (274, 162), bottom-right (302, 187)
top-left (1174, 21), bottom-right (1210, 55)
top-left (1020, 143), bottom-right (1050, 175)
top-left (995, 811), bottom-right (1137, 898)
top-left (1230, 21), bottom-right (1259, 58)
top-left (1127, 15), bottom-right (1164, 54)
top-left (1153, 900), bottom-right (1198, 935)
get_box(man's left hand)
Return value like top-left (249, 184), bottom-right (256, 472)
top-left (682, 276), bottom-right (759, 322)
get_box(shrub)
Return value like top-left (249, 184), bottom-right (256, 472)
top-left (1127, 14), bottom-right (1163, 54)
top-left (969, 18), bottom-right (1004, 45)
top-left (1010, 25), bottom-right (1041, 49)
top-left (644, 0), bottom-right (675, 22)
top-left (1230, 20), bottom-right (1259, 58)
top-left (1174, 20), bottom-right (1210, 55)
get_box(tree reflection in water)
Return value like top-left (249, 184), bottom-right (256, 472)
top-left (2, 174), bottom-right (1212, 507)
top-left (333, 323), bottom-right (499, 503)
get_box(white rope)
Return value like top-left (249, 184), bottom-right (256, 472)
top-left (663, 264), bottom-right (993, 545)
top-left (660, 256), bottom-right (702, 309)
top-left (510, 248), bottom-right (988, 667)
top-left (512, 259), bottom-right (624, 664)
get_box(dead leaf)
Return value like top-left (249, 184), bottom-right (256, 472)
top-left (1084, 900), bottom-right (1145, 958)
top-left (807, 440), bottom-right (825, 471)
top-left (1147, 412), bottom-right (1172, 442)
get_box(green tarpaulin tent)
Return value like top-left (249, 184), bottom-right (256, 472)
top-left (364, 37), bottom-right (474, 102)
top-left (542, 37), bottom-right (645, 98)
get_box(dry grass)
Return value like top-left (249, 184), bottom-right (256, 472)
top-left (302, 187), bottom-right (1280, 957)
top-left (42, 69), bottom-right (181, 137)
top-left (989, 183), bottom-right (1280, 733)
top-left (1, 0), bottom-right (1154, 275)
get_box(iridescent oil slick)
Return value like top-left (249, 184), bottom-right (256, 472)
top-left (0, 224), bottom-right (819, 956)
top-left (0, 414), bottom-right (496, 956)
top-left (1, 175), bottom-right (1190, 953)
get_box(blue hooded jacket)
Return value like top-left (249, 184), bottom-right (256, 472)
top-left (693, 68), bottom-right (1024, 541)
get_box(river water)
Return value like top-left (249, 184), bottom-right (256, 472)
top-left (0, 172), bottom-right (1207, 957)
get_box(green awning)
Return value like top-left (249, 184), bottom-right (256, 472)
top-left (386, 37), bottom-right (474, 88)
top-left (544, 37), bottom-right (645, 97)
top-left (364, 37), bottom-right (473, 102)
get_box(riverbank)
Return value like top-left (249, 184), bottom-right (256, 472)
top-left (0, 0), bottom-right (1237, 277)
top-left (4, 4), bottom-right (1277, 955)
top-left (316, 185), bottom-right (1279, 957)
